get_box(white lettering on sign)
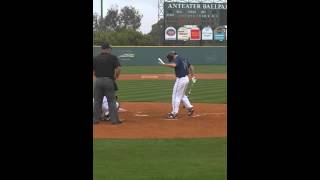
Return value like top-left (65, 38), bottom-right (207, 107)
top-left (167, 3), bottom-right (227, 10)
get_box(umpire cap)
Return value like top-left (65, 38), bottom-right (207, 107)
top-left (101, 42), bottom-right (112, 49)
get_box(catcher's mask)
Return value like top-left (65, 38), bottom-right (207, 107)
top-left (166, 51), bottom-right (177, 62)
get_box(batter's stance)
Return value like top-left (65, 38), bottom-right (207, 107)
top-left (159, 51), bottom-right (195, 119)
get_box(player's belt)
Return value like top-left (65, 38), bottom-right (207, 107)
top-left (176, 75), bottom-right (188, 78)
top-left (96, 77), bottom-right (113, 79)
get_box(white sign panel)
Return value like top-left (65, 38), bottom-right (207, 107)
top-left (178, 27), bottom-right (189, 40)
top-left (202, 26), bottom-right (213, 40)
top-left (165, 27), bottom-right (176, 40)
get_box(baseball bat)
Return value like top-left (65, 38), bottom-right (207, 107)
top-left (187, 77), bottom-right (197, 97)
top-left (182, 81), bottom-right (195, 109)
top-left (158, 58), bottom-right (165, 64)
top-left (187, 82), bottom-right (194, 97)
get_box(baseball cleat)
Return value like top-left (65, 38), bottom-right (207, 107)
top-left (167, 112), bottom-right (178, 119)
top-left (103, 114), bottom-right (111, 121)
top-left (187, 108), bottom-right (195, 116)
top-left (117, 101), bottom-right (120, 111)
top-left (93, 120), bottom-right (100, 124)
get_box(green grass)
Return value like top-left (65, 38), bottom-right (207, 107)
top-left (117, 80), bottom-right (226, 103)
top-left (93, 138), bottom-right (226, 180)
top-left (120, 65), bottom-right (226, 74)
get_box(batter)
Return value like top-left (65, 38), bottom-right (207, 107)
top-left (159, 51), bottom-right (195, 119)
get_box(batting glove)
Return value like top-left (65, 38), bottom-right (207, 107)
top-left (191, 76), bottom-right (197, 83)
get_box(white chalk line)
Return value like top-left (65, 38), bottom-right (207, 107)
top-left (203, 113), bottom-right (225, 115)
top-left (191, 112), bottom-right (225, 117)
top-left (163, 118), bottom-right (179, 121)
top-left (134, 114), bottom-right (150, 117)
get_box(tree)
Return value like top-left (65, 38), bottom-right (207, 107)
top-left (103, 6), bottom-right (121, 32)
top-left (93, 13), bottom-right (99, 32)
top-left (149, 19), bottom-right (164, 45)
top-left (95, 5), bottom-right (142, 32)
top-left (119, 6), bottom-right (143, 30)
top-left (93, 29), bottom-right (153, 46)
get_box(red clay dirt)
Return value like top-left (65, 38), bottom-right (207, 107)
top-left (93, 73), bottom-right (226, 80)
top-left (93, 102), bottom-right (226, 139)
top-left (118, 73), bottom-right (226, 80)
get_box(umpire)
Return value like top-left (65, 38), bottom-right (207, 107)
top-left (93, 42), bottom-right (122, 125)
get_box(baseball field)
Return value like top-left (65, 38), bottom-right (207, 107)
top-left (93, 64), bottom-right (227, 180)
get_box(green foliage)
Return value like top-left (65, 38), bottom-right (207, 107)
top-left (103, 6), bottom-right (121, 32)
top-left (148, 19), bottom-right (164, 45)
top-left (95, 6), bottom-right (142, 32)
top-left (119, 6), bottom-right (143, 30)
top-left (93, 30), bottom-right (153, 46)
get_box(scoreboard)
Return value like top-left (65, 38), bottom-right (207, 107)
top-left (164, 2), bottom-right (227, 27)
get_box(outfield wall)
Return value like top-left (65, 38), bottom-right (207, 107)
top-left (93, 46), bottom-right (227, 66)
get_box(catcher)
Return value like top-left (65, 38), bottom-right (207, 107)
top-left (93, 96), bottom-right (120, 121)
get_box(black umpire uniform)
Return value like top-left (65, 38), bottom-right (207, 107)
top-left (93, 43), bottom-right (122, 124)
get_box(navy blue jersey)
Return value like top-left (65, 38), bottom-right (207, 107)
top-left (174, 55), bottom-right (190, 78)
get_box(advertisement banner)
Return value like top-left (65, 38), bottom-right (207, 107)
top-left (177, 27), bottom-right (189, 40)
top-left (190, 28), bottom-right (201, 40)
top-left (165, 27), bottom-right (177, 40)
top-left (202, 26), bottom-right (213, 40)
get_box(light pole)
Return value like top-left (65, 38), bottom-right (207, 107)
top-left (101, 0), bottom-right (103, 20)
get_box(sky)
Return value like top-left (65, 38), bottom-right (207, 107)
top-left (93, 0), bottom-right (159, 34)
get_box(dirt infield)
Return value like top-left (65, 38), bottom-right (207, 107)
top-left (93, 73), bottom-right (226, 80)
top-left (93, 102), bottom-right (226, 139)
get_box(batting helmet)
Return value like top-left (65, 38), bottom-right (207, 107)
top-left (166, 51), bottom-right (177, 62)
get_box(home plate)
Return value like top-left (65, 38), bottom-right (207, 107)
top-left (119, 108), bottom-right (128, 112)
top-left (163, 118), bottom-right (178, 120)
top-left (192, 114), bottom-right (201, 117)
top-left (135, 114), bottom-right (149, 117)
